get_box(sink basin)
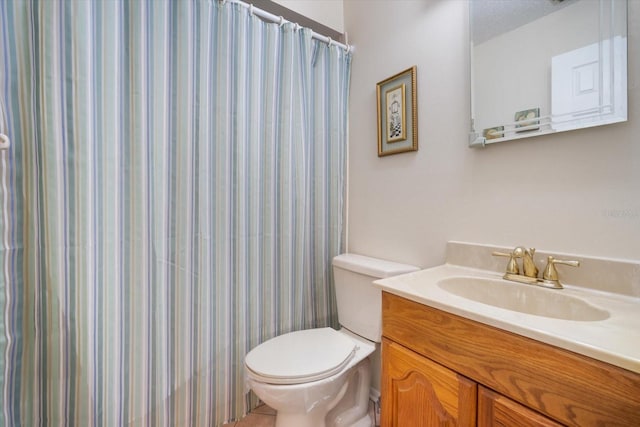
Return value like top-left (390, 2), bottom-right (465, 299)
top-left (437, 277), bottom-right (610, 321)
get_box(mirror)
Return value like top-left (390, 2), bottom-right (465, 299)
top-left (469, 0), bottom-right (628, 147)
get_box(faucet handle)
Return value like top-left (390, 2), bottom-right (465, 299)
top-left (492, 251), bottom-right (512, 257)
top-left (492, 251), bottom-right (519, 275)
top-left (542, 256), bottom-right (580, 287)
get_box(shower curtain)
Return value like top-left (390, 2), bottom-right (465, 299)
top-left (0, 1), bottom-right (351, 426)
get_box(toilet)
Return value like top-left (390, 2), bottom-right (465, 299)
top-left (244, 253), bottom-right (419, 427)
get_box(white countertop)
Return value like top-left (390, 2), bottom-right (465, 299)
top-left (375, 263), bottom-right (640, 374)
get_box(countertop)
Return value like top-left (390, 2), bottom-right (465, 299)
top-left (375, 263), bottom-right (640, 374)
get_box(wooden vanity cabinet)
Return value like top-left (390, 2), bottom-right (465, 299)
top-left (382, 339), bottom-right (476, 426)
top-left (477, 386), bottom-right (562, 427)
top-left (381, 292), bottom-right (640, 427)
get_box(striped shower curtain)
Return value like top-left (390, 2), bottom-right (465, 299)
top-left (0, 1), bottom-right (351, 426)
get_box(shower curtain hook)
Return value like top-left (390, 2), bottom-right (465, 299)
top-left (249, 3), bottom-right (254, 15)
top-left (328, 37), bottom-right (333, 47)
top-left (279, 16), bottom-right (285, 26)
top-left (294, 23), bottom-right (301, 32)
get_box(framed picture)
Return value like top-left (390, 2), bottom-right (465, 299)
top-left (483, 126), bottom-right (504, 140)
top-left (377, 66), bottom-right (417, 156)
top-left (515, 107), bottom-right (540, 133)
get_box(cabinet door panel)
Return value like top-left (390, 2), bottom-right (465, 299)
top-left (478, 386), bottom-right (563, 427)
top-left (381, 339), bottom-right (476, 427)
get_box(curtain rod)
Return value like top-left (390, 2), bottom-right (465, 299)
top-left (223, 0), bottom-right (352, 52)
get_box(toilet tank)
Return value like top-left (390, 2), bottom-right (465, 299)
top-left (332, 254), bottom-right (419, 342)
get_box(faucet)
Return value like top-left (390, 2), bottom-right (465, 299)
top-left (513, 246), bottom-right (538, 278)
top-left (492, 246), bottom-right (579, 289)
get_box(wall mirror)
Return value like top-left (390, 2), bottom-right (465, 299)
top-left (469, 0), bottom-right (627, 147)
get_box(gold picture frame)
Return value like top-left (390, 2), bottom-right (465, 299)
top-left (377, 66), bottom-right (417, 156)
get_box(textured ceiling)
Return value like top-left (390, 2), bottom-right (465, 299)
top-left (471, 0), bottom-right (580, 45)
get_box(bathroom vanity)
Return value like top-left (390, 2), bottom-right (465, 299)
top-left (381, 293), bottom-right (639, 426)
top-left (375, 242), bottom-right (640, 426)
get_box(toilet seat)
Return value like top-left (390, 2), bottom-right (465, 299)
top-left (245, 328), bottom-right (357, 385)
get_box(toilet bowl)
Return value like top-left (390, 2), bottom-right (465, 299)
top-left (244, 254), bottom-right (419, 427)
top-left (246, 328), bottom-right (375, 427)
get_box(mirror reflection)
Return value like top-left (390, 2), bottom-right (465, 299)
top-left (469, 0), bottom-right (627, 147)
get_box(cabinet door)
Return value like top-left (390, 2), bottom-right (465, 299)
top-left (478, 386), bottom-right (563, 427)
top-left (381, 339), bottom-right (477, 427)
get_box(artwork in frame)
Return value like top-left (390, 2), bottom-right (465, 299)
top-left (377, 66), bottom-right (417, 156)
top-left (386, 84), bottom-right (406, 142)
top-left (483, 126), bottom-right (504, 140)
top-left (515, 107), bottom-right (540, 133)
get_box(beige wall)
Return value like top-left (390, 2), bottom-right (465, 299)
top-left (344, 0), bottom-right (640, 270)
top-left (272, 0), bottom-right (344, 32)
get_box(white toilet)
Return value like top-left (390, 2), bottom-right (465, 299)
top-left (244, 253), bottom-right (419, 427)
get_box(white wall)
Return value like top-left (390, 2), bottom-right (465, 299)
top-left (272, 0), bottom-right (344, 32)
top-left (344, 0), bottom-right (640, 269)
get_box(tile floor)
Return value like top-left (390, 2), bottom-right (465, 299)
top-left (222, 401), bottom-right (380, 426)
top-left (221, 404), bottom-right (276, 427)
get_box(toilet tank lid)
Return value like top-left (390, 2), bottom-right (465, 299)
top-left (332, 253), bottom-right (420, 279)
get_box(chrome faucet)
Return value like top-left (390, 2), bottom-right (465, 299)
top-left (492, 247), bottom-right (579, 289)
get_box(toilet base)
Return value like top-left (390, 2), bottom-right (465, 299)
top-left (269, 359), bottom-right (372, 427)
top-left (275, 412), bottom-right (372, 427)
top-left (275, 412), bottom-right (330, 427)
top-left (249, 358), bottom-right (372, 427)
top-left (351, 414), bottom-right (373, 427)
top-left (325, 358), bottom-right (372, 427)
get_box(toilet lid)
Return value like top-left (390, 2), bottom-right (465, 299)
top-left (245, 328), bottom-right (357, 385)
